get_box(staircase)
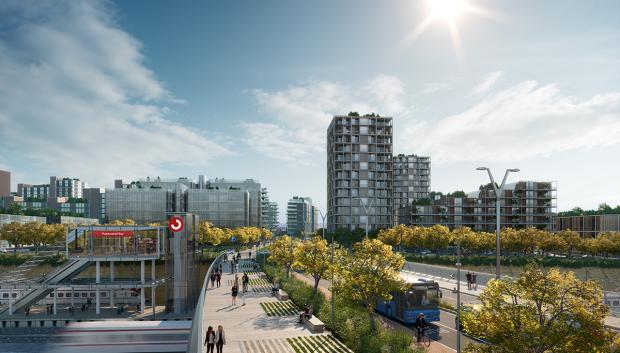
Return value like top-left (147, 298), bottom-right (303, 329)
top-left (0, 258), bottom-right (90, 315)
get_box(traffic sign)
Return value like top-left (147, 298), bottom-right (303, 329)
top-left (168, 216), bottom-right (184, 233)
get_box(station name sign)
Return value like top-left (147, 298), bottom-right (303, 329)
top-left (93, 230), bottom-right (134, 238)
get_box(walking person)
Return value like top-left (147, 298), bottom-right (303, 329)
top-left (231, 283), bottom-right (238, 306)
top-left (216, 271), bottom-right (222, 288)
top-left (215, 325), bottom-right (226, 353)
top-left (466, 272), bottom-right (472, 290)
top-left (211, 271), bottom-right (216, 288)
top-left (204, 325), bottom-right (215, 353)
top-left (472, 273), bottom-right (478, 290)
top-left (242, 272), bottom-right (249, 293)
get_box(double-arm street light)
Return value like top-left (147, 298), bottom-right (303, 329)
top-left (476, 167), bottom-right (520, 279)
top-left (318, 209), bottom-right (334, 326)
top-left (355, 197), bottom-right (375, 239)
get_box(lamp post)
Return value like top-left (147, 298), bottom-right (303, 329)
top-left (456, 242), bottom-right (462, 353)
top-left (356, 197), bottom-right (375, 239)
top-left (476, 167), bottom-right (519, 279)
top-left (318, 209), bottom-right (334, 325)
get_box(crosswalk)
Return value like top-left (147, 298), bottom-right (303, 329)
top-left (238, 335), bottom-right (352, 353)
top-left (260, 300), bottom-right (298, 316)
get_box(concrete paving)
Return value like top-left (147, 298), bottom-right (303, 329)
top-left (201, 259), bottom-right (319, 353)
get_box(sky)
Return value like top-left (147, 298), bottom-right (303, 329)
top-left (0, 0), bottom-right (619, 223)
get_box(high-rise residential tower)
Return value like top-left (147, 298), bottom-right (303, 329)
top-left (327, 114), bottom-right (393, 232)
top-left (393, 154), bottom-right (431, 222)
top-left (287, 196), bottom-right (316, 236)
top-left (0, 170), bottom-right (10, 197)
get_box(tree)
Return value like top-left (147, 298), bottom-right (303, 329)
top-left (463, 264), bottom-right (613, 353)
top-left (107, 219), bottom-right (136, 226)
top-left (421, 225), bottom-right (452, 254)
top-left (536, 230), bottom-right (568, 256)
top-left (293, 236), bottom-right (341, 292)
top-left (0, 222), bottom-right (26, 253)
top-left (377, 224), bottom-right (410, 251)
top-left (335, 239), bottom-right (407, 330)
top-left (268, 235), bottom-right (298, 277)
top-left (260, 228), bottom-right (273, 241)
top-left (558, 229), bottom-right (582, 257)
top-left (198, 221), bottom-right (227, 246)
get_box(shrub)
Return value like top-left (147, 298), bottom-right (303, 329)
top-left (262, 260), bottom-right (424, 353)
top-left (406, 254), bottom-right (620, 268)
top-left (0, 253), bottom-right (31, 266)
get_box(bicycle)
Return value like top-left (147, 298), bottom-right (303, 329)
top-left (417, 327), bottom-right (435, 348)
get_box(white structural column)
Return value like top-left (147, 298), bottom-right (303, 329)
top-left (151, 259), bottom-right (156, 313)
top-left (96, 289), bottom-right (100, 314)
top-left (71, 288), bottom-right (75, 308)
top-left (140, 260), bottom-right (145, 313)
top-left (96, 261), bottom-right (101, 283)
top-left (8, 290), bottom-right (12, 315)
top-left (53, 288), bottom-right (57, 315)
top-left (110, 261), bottom-right (115, 281)
top-left (110, 289), bottom-right (114, 308)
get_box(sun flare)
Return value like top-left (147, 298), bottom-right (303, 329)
top-left (430, 0), bottom-right (466, 22)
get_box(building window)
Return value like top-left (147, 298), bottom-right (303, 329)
top-left (360, 162), bottom-right (368, 170)
top-left (360, 180), bottom-right (368, 187)
top-left (360, 144), bottom-right (368, 152)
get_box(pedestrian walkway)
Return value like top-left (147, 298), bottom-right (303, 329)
top-left (201, 255), bottom-right (349, 353)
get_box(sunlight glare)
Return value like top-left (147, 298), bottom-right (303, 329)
top-left (430, 0), bottom-right (467, 22)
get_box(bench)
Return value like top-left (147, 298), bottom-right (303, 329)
top-left (303, 315), bottom-right (324, 333)
top-left (275, 289), bottom-right (289, 301)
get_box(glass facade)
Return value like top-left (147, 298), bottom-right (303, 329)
top-left (186, 189), bottom-right (249, 228)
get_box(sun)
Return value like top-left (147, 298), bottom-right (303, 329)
top-left (403, 0), bottom-right (498, 53)
top-left (430, 0), bottom-right (467, 22)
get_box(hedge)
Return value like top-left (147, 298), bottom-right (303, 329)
top-left (406, 254), bottom-right (620, 268)
top-left (262, 262), bottom-right (423, 353)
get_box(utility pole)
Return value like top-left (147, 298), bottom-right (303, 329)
top-left (319, 209), bottom-right (334, 325)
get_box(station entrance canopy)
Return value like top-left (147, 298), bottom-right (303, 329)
top-left (66, 225), bottom-right (165, 259)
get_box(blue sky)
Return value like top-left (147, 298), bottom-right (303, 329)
top-left (0, 0), bottom-right (619, 223)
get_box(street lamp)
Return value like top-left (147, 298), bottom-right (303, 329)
top-left (476, 167), bottom-right (519, 279)
top-left (318, 209), bottom-right (334, 326)
top-left (355, 197), bottom-right (375, 239)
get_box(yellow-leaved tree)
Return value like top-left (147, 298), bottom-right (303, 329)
top-left (463, 264), bottom-right (613, 353)
top-left (335, 239), bottom-right (406, 330)
top-left (293, 236), bottom-right (344, 292)
top-left (269, 235), bottom-right (298, 277)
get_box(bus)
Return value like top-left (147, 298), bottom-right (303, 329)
top-left (375, 277), bottom-right (441, 324)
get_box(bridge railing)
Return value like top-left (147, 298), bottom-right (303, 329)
top-left (187, 251), bottom-right (227, 353)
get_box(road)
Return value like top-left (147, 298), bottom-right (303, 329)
top-left (293, 272), bottom-right (481, 352)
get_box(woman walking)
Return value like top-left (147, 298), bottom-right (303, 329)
top-left (215, 325), bottom-right (226, 353)
top-left (216, 271), bottom-right (222, 288)
top-left (210, 272), bottom-right (216, 288)
top-left (204, 325), bottom-right (215, 353)
top-left (231, 283), bottom-right (239, 306)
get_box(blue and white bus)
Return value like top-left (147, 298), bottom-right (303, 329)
top-left (375, 277), bottom-right (441, 324)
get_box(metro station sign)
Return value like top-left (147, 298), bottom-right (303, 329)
top-left (168, 216), bottom-right (184, 233)
top-left (93, 230), bottom-right (134, 237)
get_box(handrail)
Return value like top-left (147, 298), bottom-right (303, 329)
top-left (187, 250), bottom-right (228, 353)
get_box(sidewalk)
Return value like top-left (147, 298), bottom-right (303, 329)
top-left (200, 256), bottom-right (352, 353)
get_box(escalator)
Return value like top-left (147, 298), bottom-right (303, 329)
top-left (0, 259), bottom-right (90, 315)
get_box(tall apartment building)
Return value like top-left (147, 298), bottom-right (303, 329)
top-left (260, 188), bottom-right (279, 231)
top-left (398, 181), bottom-right (557, 231)
top-left (327, 114), bottom-right (393, 232)
top-left (83, 187), bottom-right (106, 222)
top-left (17, 176), bottom-right (86, 200)
top-left (393, 154), bottom-right (431, 220)
top-left (287, 196), bottom-right (316, 236)
top-left (0, 170), bottom-right (10, 197)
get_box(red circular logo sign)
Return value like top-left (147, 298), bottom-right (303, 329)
top-left (168, 216), bottom-right (184, 233)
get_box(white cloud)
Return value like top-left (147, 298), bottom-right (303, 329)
top-left (0, 1), bottom-right (230, 187)
top-left (421, 81), bottom-right (453, 94)
top-left (244, 75), bottom-right (408, 163)
top-left (471, 70), bottom-right (503, 96)
top-left (401, 80), bottom-right (620, 163)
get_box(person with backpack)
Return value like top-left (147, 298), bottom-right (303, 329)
top-left (210, 271), bottom-right (216, 288)
top-left (242, 272), bottom-right (249, 293)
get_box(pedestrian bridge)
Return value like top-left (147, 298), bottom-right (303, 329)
top-left (187, 251), bottom-right (352, 353)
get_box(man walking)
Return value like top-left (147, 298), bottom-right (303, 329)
top-left (466, 272), bottom-right (472, 290)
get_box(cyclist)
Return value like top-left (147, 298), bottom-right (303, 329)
top-left (415, 313), bottom-right (429, 342)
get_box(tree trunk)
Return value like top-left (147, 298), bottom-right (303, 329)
top-left (368, 306), bottom-right (376, 331)
top-left (313, 277), bottom-right (320, 293)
